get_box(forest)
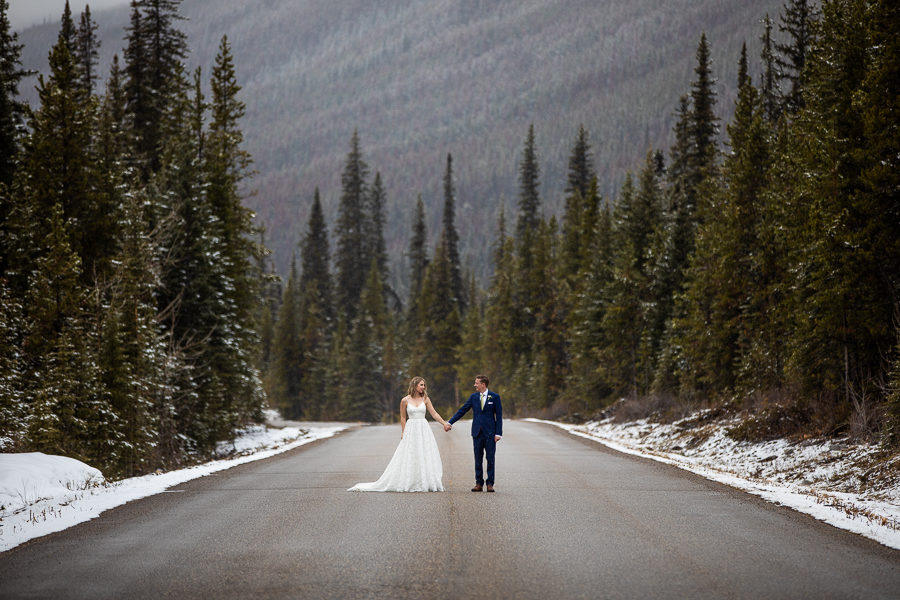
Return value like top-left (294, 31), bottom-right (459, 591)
top-left (2, 0), bottom-right (899, 481)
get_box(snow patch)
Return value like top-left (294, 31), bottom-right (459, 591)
top-left (0, 423), bottom-right (348, 553)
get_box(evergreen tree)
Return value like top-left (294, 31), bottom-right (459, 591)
top-left (204, 34), bottom-right (264, 442)
top-left (343, 259), bottom-right (390, 421)
top-left (300, 189), bottom-right (334, 323)
top-left (0, 0), bottom-right (31, 192)
top-left (441, 153), bottom-right (464, 312)
top-left (689, 33), bottom-right (720, 182)
top-left (58, 1), bottom-right (77, 54)
top-left (416, 238), bottom-right (463, 410)
top-left (786, 0), bottom-right (895, 417)
top-left (14, 28), bottom-right (100, 288)
top-left (775, 0), bottom-right (819, 116)
top-left (335, 130), bottom-right (369, 321)
top-left (407, 194), bottom-right (428, 315)
top-left (562, 125), bottom-right (596, 281)
top-left (568, 201), bottom-right (614, 412)
top-left (124, 0), bottom-right (188, 177)
top-left (0, 277), bottom-right (24, 442)
top-left (297, 189), bottom-right (334, 418)
top-left (675, 50), bottom-right (772, 397)
top-left (100, 190), bottom-right (163, 477)
top-left (269, 257), bottom-right (303, 418)
top-left (516, 124), bottom-right (541, 258)
top-left (366, 171), bottom-right (390, 295)
top-left (74, 5), bottom-right (101, 96)
top-left (760, 14), bottom-right (781, 123)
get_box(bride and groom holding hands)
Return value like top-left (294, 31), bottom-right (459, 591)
top-left (348, 374), bottom-right (502, 493)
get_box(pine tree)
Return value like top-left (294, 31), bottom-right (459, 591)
top-left (441, 153), bottom-right (464, 312)
top-left (74, 5), bottom-right (101, 96)
top-left (335, 130), bottom-right (369, 321)
top-left (775, 0), bottom-right (819, 116)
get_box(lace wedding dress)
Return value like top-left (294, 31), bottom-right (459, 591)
top-left (348, 400), bottom-right (444, 492)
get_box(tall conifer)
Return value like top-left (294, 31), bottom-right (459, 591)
top-left (335, 130), bottom-right (369, 321)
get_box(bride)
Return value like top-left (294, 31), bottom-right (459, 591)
top-left (348, 377), bottom-right (451, 492)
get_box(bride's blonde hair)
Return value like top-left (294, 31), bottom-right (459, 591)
top-left (407, 376), bottom-right (428, 400)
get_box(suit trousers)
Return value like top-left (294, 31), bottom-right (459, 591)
top-left (473, 430), bottom-right (496, 485)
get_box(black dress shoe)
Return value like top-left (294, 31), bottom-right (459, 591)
top-left (486, 485), bottom-right (495, 493)
top-left (471, 484), bottom-right (483, 492)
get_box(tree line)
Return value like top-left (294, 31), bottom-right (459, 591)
top-left (1, 0), bottom-right (265, 478)
top-left (264, 0), bottom-right (900, 450)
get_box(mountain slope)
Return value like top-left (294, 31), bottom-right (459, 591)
top-left (19, 0), bottom-right (783, 288)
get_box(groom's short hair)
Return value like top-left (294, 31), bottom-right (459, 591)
top-left (475, 374), bottom-right (489, 386)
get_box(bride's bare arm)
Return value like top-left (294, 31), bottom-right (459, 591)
top-left (424, 396), bottom-right (448, 426)
top-left (400, 396), bottom-right (408, 438)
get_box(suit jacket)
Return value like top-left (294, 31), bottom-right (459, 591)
top-left (449, 390), bottom-right (503, 437)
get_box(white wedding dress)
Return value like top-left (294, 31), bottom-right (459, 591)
top-left (348, 400), bottom-right (444, 492)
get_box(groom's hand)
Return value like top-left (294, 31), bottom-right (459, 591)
top-left (443, 423), bottom-right (452, 432)
top-left (495, 435), bottom-right (501, 442)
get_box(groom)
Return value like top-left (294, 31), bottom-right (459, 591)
top-left (447, 374), bottom-right (502, 492)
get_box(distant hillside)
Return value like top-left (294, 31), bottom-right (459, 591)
top-left (19, 0), bottom-right (783, 291)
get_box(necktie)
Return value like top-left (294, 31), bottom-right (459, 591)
top-left (480, 393), bottom-right (486, 409)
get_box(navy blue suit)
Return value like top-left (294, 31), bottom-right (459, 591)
top-left (449, 390), bottom-right (503, 486)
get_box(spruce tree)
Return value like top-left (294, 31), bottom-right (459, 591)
top-left (300, 189), bottom-right (334, 323)
top-left (74, 5), bottom-right (101, 96)
top-left (416, 238), bottom-right (463, 410)
top-left (775, 0), bottom-right (818, 116)
top-left (786, 0), bottom-right (895, 417)
top-left (297, 189), bottom-right (334, 418)
top-left (562, 125), bottom-right (596, 281)
top-left (760, 14), bottom-right (781, 123)
top-left (343, 259), bottom-right (390, 421)
top-left (441, 153), bottom-right (464, 311)
top-left (0, 0), bottom-right (31, 191)
top-left (516, 124), bottom-right (541, 258)
top-left (16, 28), bottom-right (99, 287)
top-left (124, 0), bottom-right (188, 177)
top-left (0, 277), bottom-right (24, 442)
top-left (335, 130), bottom-right (369, 321)
top-left (407, 194), bottom-right (428, 314)
top-left (205, 34), bottom-right (264, 442)
top-left (270, 257), bottom-right (303, 418)
top-left (366, 171), bottom-right (390, 295)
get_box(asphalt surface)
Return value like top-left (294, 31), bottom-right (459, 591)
top-left (1, 419), bottom-right (899, 599)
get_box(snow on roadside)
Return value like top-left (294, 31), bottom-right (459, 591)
top-left (0, 420), bottom-right (348, 553)
top-left (529, 416), bottom-right (900, 551)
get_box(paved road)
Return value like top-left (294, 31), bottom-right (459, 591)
top-left (1, 420), bottom-right (899, 599)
